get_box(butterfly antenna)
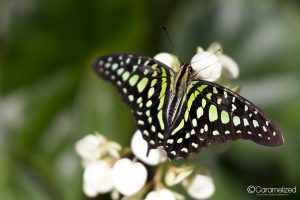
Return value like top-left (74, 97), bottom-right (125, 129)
top-left (160, 26), bottom-right (183, 64)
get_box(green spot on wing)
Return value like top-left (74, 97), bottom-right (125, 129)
top-left (157, 110), bottom-right (165, 130)
top-left (148, 87), bottom-right (155, 98)
top-left (206, 93), bottom-right (212, 100)
top-left (233, 116), bottom-right (241, 126)
top-left (112, 63), bottom-right (118, 70)
top-left (202, 99), bottom-right (206, 108)
top-left (137, 78), bottom-right (148, 92)
top-left (122, 71), bottom-right (130, 81)
top-left (197, 107), bottom-right (204, 119)
top-left (129, 74), bottom-right (139, 86)
top-left (213, 87), bottom-right (218, 94)
top-left (198, 85), bottom-right (207, 92)
top-left (117, 68), bottom-right (124, 75)
top-left (221, 110), bottom-right (229, 124)
top-left (171, 120), bottom-right (184, 135)
top-left (209, 105), bottom-right (218, 122)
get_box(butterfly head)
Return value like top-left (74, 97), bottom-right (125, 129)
top-left (179, 63), bottom-right (193, 79)
top-left (172, 64), bottom-right (193, 95)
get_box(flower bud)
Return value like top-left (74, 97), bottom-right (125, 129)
top-left (154, 53), bottom-right (181, 72)
top-left (83, 160), bottom-right (114, 197)
top-left (75, 134), bottom-right (104, 161)
top-left (112, 158), bottom-right (147, 196)
top-left (183, 174), bottom-right (215, 199)
top-left (145, 189), bottom-right (176, 200)
top-left (191, 52), bottom-right (222, 82)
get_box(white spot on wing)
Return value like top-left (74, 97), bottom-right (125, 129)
top-left (253, 120), bottom-right (259, 128)
top-left (263, 126), bottom-right (267, 132)
top-left (232, 96), bottom-right (236, 103)
top-left (192, 118), bottom-right (197, 127)
top-left (212, 130), bottom-right (219, 135)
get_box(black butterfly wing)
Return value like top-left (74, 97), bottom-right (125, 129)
top-left (93, 54), bottom-right (175, 150)
top-left (164, 80), bottom-right (284, 160)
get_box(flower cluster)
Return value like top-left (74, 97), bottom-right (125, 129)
top-left (76, 131), bottom-right (215, 200)
top-left (76, 43), bottom-right (239, 199)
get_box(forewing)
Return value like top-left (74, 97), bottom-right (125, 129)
top-left (164, 80), bottom-right (284, 160)
top-left (93, 54), bottom-right (174, 149)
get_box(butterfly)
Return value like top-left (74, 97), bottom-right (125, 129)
top-left (93, 54), bottom-right (284, 160)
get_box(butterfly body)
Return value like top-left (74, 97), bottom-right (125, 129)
top-left (93, 54), bottom-right (284, 160)
top-left (168, 64), bottom-right (192, 125)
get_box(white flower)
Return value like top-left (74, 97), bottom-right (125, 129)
top-left (75, 134), bottom-right (105, 161)
top-left (75, 133), bottom-right (121, 163)
top-left (219, 54), bottom-right (239, 79)
top-left (154, 53), bottom-right (181, 71)
top-left (191, 50), bottom-right (222, 82)
top-left (207, 42), bottom-right (239, 79)
top-left (83, 160), bottom-right (114, 197)
top-left (184, 174), bottom-right (215, 199)
top-left (153, 42), bottom-right (239, 82)
top-left (145, 189), bottom-right (176, 200)
top-left (131, 130), bottom-right (167, 166)
top-left (112, 158), bottom-right (147, 196)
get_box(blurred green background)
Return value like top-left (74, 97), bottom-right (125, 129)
top-left (1, 0), bottom-right (300, 199)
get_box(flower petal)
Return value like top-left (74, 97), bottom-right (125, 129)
top-left (83, 160), bottom-right (114, 196)
top-left (196, 47), bottom-right (205, 54)
top-left (75, 134), bottom-right (104, 161)
top-left (219, 54), bottom-right (239, 79)
top-left (131, 130), bottom-right (167, 166)
top-left (191, 52), bottom-right (222, 82)
top-left (185, 174), bottom-right (215, 199)
top-left (207, 42), bottom-right (222, 53)
top-left (112, 158), bottom-right (147, 196)
top-left (154, 53), bottom-right (181, 72)
top-left (83, 182), bottom-right (98, 198)
top-left (145, 189), bottom-right (176, 200)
